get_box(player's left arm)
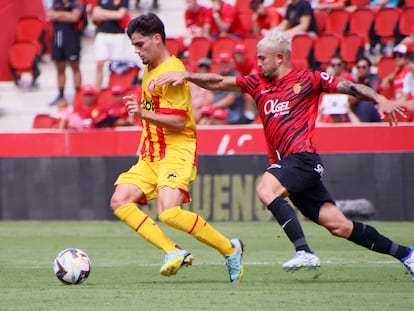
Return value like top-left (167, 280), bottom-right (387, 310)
top-left (335, 78), bottom-right (406, 125)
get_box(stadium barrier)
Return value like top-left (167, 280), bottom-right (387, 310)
top-left (0, 125), bottom-right (413, 221)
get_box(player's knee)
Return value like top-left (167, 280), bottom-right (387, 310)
top-left (326, 221), bottom-right (353, 238)
top-left (110, 195), bottom-right (127, 212)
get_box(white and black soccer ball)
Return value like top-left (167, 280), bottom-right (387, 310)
top-left (53, 248), bottom-right (91, 285)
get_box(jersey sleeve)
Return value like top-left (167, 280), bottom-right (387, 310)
top-left (314, 71), bottom-right (339, 94)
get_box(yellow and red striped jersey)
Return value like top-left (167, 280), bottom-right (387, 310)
top-left (139, 55), bottom-right (197, 163)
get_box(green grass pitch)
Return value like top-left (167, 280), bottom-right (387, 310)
top-left (1, 221), bottom-right (413, 311)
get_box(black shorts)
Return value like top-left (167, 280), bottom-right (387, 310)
top-left (266, 152), bottom-right (335, 223)
top-left (52, 29), bottom-right (81, 62)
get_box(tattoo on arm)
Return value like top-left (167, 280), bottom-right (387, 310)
top-left (336, 79), bottom-right (379, 102)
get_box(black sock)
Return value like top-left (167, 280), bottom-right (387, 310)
top-left (268, 197), bottom-right (312, 253)
top-left (58, 88), bottom-right (64, 98)
top-left (347, 221), bottom-right (410, 260)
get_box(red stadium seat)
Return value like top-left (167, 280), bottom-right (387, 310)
top-left (349, 7), bottom-right (375, 45)
top-left (9, 41), bottom-right (40, 86)
top-left (165, 37), bottom-right (182, 57)
top-left (313, 33), bottom-right (341, 70)
top-left (32, 114), bottom-right (59, 129)
top-left (241, 35), bottom-right (261, 61)
top-left (399, 7), bottom-right (414, 37)
top-left (373, 7), bottom-right (401, 44)
top-left (211, 36), bottom-right (237, 61)
top-left (187, 36), bottom-right (212, 65)
top-left (238, 12), bottom-right (254, 35)
top-left (291, 33), bottom-right (315, 70)
top-left (15, 16), bottom-right (47, 55)
top-left (349, 0), bottom-right (370, 5)
top-left (340, 33), bottom-right (364, 69)
top-left (108, 61), bottom-right (140, 89)
top-left (376, 56), bottom-right (395, 80)
top-left (314, 10), bottom-right (327, 34)
top-left (325, 8), bottom-right (350, 39)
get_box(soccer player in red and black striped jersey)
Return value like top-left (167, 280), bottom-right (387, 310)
top-left (156, 30), bottom-right (414, 281)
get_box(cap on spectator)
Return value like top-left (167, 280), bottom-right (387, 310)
top-left (111, 85), bottom-right (126, 95)
top-left (198, 57), bottom-right (211, 69)
top-left (393, 43), bottom-right (413, 55)
top-left (218, 52), bottom-right (232, 62)
top-left (233, 43), bottom-right (247, 54)
top-left (81, 84), bottom-right (96, 95)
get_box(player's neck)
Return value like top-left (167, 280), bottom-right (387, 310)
top-left (149, 49), bottom-right (171, 70)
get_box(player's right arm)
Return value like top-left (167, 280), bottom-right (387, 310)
top-left (156, 72), bottom-right (242, 92)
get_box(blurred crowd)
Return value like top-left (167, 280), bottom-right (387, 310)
top-left (17, 0), bottom-right (414, 129)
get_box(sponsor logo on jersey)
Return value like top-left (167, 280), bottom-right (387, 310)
top-left (264, 98), bottom-right (290, 117)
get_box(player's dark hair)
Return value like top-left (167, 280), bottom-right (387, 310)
top-left (126, 12), bottom-right (166, 43)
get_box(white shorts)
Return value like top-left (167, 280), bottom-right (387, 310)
top-left (94, 32), bottom-right (129, 61)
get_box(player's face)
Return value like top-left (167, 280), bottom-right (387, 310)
top-left (130, 32), bottom-right (159, 66)
top-left (257, 48), bottom-right (279, 78)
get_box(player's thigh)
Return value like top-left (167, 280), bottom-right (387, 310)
top-left (256, 171), bottom-right (288, 205)
top-left (111, 183), bottom-right (145, 210)
top-left (113, 160), bottom-right (159, 205)
top-left (157, 158), bottom-right (196, 204)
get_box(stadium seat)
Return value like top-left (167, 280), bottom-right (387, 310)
top-left (340, 33), bottom-right (364, 69)
top-left (325, 8), bottom-right (350, 39)
top-left (187, 36), bottom-right (212, 65)
top-left (399, 7), bottom-right (414, 37)
top-left (166, 37), bottom-right (182, 57)
top-left (32, 114), bottom-right (59, 129)
top-left (313, 10), bottom-right (327, 34)
top-left (108, 61), bottom-right (140, 89)
top-left (349, 7), bottom-right (375, 45)
top-left (376, 56), bottom-right (395, 80)
top-left (272, 0), bottom-right (288, 7)
top-left (373, 7), bottom-right (401, 44)
top-left (238, 12), bottom-right (253, 35)
top-left (236, 0), bottom-right (251, 12)
top-left (9, 41), bottom-right (40, 86)
top-left (291, 33), bottom-right (315, 70)
top-left (404, 0), bottom-right (414, 7)
top-left (211, 36), bottom-right (237, 61)
top-left (15, 16), bottom-right (47, 55)
top-left (313, 33), bottom-right (341, 70)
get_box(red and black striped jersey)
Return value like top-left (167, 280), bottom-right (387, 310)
top-left (236, 69), bottom-right (338, 163)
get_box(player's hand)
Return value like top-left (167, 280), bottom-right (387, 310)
top-left (155, 71), bottom-right (187, 87)
top-left (376, 97), bottom-right (406, 126)
top-left (124, 94), bottom-right (142, 118)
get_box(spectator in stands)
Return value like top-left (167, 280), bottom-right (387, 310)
top-left (189, 58), bottom-right (214, 124)
top-left (401, 26), bottom-right (414, 48)
top-left (233, 43), bottom-right (257, 76)
top-left (351, 57), bottom-right (382, 122)
top-left (233, 43), bottom-right (257, 122)
top-left (381, 43), bottom-right (411, 100)
top-left (329, 56), bottom-right (354, 82)
top-left (205, 0), bottom-right (246, 38)
top-left (107, 85), bottom-right (136, 127)
top-left (206, 52), bottom-right (252, 125)
top-left (184, 0), bottom-right (210, 42)
top-left (395, 49), bottom-right (414, 121)
top-left (55, 97), bottom-right (74, 129)
top-left (72, 84), bottom-right (108, 129)
top-left (272, 0), bottom-right (318, 38)
top-left (46, 0), bottom-right (85, 106)
top-left (250, 0), bottom-right (282, 36)
top-left (92, 0), bottom-right (130, 90)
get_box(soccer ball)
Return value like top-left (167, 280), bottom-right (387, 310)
top-left (53, 248), bottom-right (91, 285)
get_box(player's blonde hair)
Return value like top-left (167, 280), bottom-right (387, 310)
top-left (257, 30), bottom-right (292, 58)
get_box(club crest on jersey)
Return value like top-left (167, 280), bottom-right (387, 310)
top-left (293, 83), bottom-right (302, 94)
top-left (148, 80), bottom-right (156, 92)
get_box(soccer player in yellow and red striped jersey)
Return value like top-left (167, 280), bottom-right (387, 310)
top-left (110, 13), bottom-right (244, 284)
